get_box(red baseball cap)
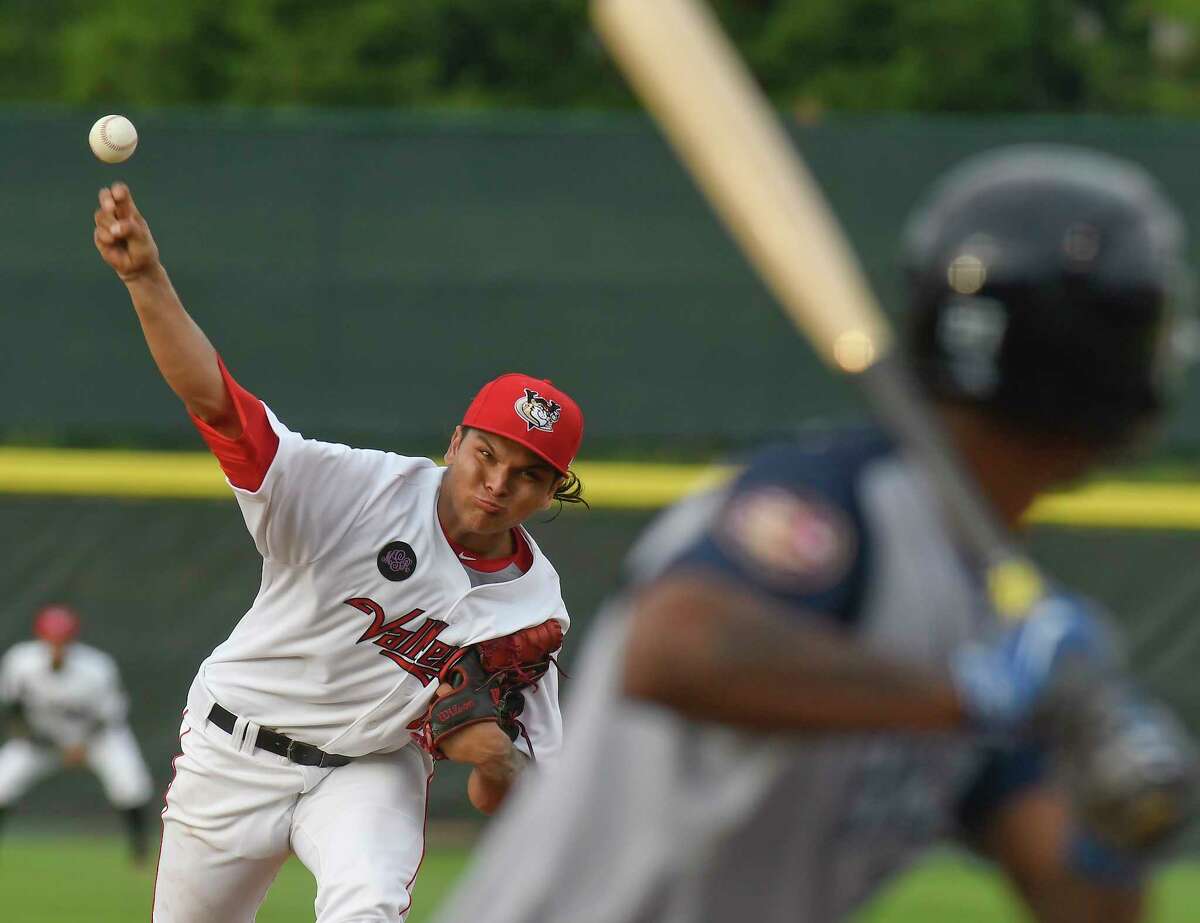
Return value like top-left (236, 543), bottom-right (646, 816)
top-left (462, 373), bottom-right (583, 475)
top-left (33, 604), bottom-right (80, 644)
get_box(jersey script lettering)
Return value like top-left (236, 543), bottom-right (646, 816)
top-left (344, 597), bottom-right (457, 685)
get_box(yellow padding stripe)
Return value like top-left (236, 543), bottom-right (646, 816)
top-left (0, 448), bottom-right (230, 499)
top-left (0, 447), bottom-right (733, 508)
top-left (0, 447), bottom-right (1197, 528)
top-left (1027, 483), bottom-right (1200, 530)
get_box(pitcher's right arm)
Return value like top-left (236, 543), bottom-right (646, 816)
top-left (93, 182), bottom-right (237, 437)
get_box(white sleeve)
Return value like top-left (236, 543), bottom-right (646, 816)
top-left (91, 659), bottom-right (129, 726)
top-left (233, 407), bottom-right (432, 566)
top-left (514, 666), bottom-right (564, 768)
top-left (0, 650), bottom-right (18, 705)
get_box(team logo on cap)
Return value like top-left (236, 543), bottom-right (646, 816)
top-left (377, 541), bottom-right (418, 582)
top-left (514, 388), bottom-right (561, 433)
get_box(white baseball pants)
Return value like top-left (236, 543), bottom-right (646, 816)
top-left (153, 709), bottom-right (432, 923)
top-left (0, 726), bottom-right (153, 808)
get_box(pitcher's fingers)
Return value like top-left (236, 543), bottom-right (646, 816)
top-left (111, 182), bottom-right (139, 219)
top-left (94, 227), bottom-right (120, 255)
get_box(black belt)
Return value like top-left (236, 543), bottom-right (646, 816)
top-left (207, 704), bottom-right (353, 768)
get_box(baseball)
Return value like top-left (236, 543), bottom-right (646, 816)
top-left (89, 114), bottom-right (138, 164)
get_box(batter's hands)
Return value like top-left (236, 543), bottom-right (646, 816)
top-left (951, 592), bottom-right (1113, 735)
top-left (94, 183), bottom-right (161, 282)
top-left (954, 591), bottom-right (1197, 853)
top-left (1045, 679), bottom-right (1198, 853)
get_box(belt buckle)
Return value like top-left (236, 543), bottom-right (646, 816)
top-left (285, 739), bottom-right (316, 766)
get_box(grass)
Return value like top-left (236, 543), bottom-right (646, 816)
top-left (1, 833), bottom-right (1198, 921)
top-left (0, 834), bottom-right (467, 923)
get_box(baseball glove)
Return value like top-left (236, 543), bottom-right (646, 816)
top-left (419, 619), bottom-right (564, 760)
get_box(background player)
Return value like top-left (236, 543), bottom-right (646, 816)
top-left (92, 181), bottom-right (585, 923)
top-left (0, 604), bottom-right (154, 864)
top-left (433, 146), bottom-right (1196, 923)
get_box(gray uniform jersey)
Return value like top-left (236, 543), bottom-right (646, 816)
top-left (436, 431), bottom-right (1039, 923)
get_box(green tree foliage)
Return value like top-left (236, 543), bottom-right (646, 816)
top-left (2, 0), bottom-right (1199, 113)
top-left (35, 0), bottom-right (622, 108)
top-left (0, 0), bottom-right (88, 101)
top-left (740, 0), bottom-right (1075, 112)
top-left (729, 0), bottom-right (1199, 114)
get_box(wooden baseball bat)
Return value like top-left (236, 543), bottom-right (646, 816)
top-left (591, 0), bottom-right (1044, 618)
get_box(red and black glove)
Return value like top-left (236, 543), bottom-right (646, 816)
top-left (420, 619), bottom-right (563, 760)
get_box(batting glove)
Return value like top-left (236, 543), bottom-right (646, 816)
top-left (951, 591), bottom-right (1114, 735)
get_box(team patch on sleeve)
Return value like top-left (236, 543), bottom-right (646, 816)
top-left (715, 485), bottom-right (857, 592)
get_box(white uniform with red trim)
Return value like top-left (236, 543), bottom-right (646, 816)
top-left (153, 368), bottom-right (569, 923)
top-left (0, 640), bottom-right (153, 810)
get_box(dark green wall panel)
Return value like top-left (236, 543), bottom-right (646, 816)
top-left (6, 110), bottom-right (1200, 456)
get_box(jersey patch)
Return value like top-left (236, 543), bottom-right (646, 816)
top-left (377, 541), bottom-right (418, 582)
top-left (716, 485), bottom-right (856, 592)
top-left (514, 389), bottom-right (561, 432)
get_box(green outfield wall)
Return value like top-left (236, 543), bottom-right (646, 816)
top-left (6, 108), bottom-right (1200, 457)
top-left (4, 492), bottom-right (1200, 828)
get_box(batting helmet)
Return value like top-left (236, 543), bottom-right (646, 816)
top-left (903, 144), bottom-right (1191, 447)
top-left (33, 604), bottom-right (81, 644)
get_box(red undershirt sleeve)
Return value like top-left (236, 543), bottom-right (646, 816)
top-left (189, 356), bottom-right (280, 492)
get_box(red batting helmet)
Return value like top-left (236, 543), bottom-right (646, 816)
top-left (462, 373), bottom-right (583, 475)
top-left (33, 604), bottom-right (81, 644)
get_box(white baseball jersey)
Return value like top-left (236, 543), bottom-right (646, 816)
top-left (187, 402), bottom-right (569, 760)
top-left (0, 639), bottom-right (153, 810)
top-left (0, 640), bottom-right (129, 748)
top-left (156, 374), bottom-right (572, 923)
